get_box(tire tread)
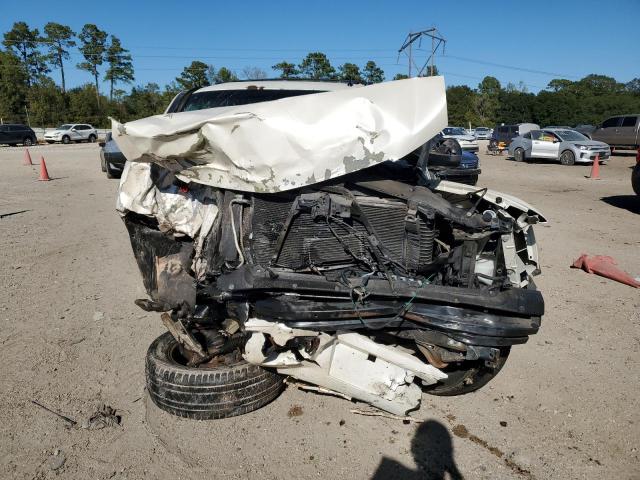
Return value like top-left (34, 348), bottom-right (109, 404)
top-left (146, 332), bottom-right (284, 420)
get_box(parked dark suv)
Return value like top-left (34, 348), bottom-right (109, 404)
top-left (0, 124), bottom-right (37, 146)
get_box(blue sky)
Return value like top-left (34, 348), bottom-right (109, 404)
top-left (2, 0), bottom-right (639, 93)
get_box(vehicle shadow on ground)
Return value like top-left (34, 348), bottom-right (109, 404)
top-left (371, 420), bottom-right (463, 480)
top-left (601, 195), bottom-right (640, 214)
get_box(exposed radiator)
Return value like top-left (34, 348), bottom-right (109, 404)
top-left (251, 194), bottom-right (434, 272)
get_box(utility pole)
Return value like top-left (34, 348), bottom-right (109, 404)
top-left (397, 27), bottom-right (446, 77)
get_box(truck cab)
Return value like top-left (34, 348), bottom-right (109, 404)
top-left (590, 115), bottom-right (640, 149)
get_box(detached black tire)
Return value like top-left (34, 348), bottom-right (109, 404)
top-left (424, 347), bottom-right (511, 396)
top-left (146, 331), bottom-right (284, 420)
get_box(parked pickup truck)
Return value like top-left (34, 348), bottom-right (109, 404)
top-left (590, 115), bottom-right (640, 149)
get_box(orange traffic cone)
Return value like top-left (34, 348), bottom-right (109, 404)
top-left (587, 154), bottom-right (600, 180)
top-left (23, 148), bottom-right (33, 165)
top-left (38, 157), bottom-right (51, 181)
top-left (636, 148), bottom-right (640, 164)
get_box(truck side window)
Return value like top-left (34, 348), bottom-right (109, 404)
top-left (621, 116), bottom-right (638, 127)
top-left (523, 132), bottom-right (531, 139)
top-left (602, 117), bottom-right (621, 128)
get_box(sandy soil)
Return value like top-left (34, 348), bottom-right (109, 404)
top-left (1, 141), bottom-right (638, 480)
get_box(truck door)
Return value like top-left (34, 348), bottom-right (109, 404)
top-left (593, 117), bottom-right (622, 145)
top-left (618, 116), bottom-right (639, 147)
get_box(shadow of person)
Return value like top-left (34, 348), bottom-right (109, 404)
top-left (600, 195), bottom-right (640, 214)
top-left (371, 420), bottom-right (463, 480)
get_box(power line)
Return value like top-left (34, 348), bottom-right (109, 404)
top-left (2, 39), bottom-right (396, 52)
top-left (4, 38), bottom-right (580, 80)
top-left (439, 70), bottom-right (546, 90)
top-left (436, 54), bottom-right (579, 79)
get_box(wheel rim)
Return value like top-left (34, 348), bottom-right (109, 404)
top-left (561, 151), bottom-right (573, 165)
top-left (25, 138), bottom-right (32, 146)
top-left (515, 149), bottom-right (523, 161)
top-left (168, 340), bottom-right (244, 369)
top-left (167, 329), bottom-right (247, 369)
top-left (63, 137), bottom-right (69, 144)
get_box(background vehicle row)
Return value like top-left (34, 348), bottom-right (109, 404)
top-left (0, 124), bottom-right (36, 146)
top-left (508, 128), bottom-right (610, 165)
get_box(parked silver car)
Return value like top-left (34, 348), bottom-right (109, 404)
top-left (508, 128), bottom-right (610, 165)
top-left (44, 123), bottom-right (98, 144)
top-left (474, 127), bottom-right (492, 139)
top-left (441, 127), bottom-right (479, 151)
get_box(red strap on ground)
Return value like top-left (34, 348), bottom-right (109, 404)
top-left (571, 254), bottom-right (640, 288)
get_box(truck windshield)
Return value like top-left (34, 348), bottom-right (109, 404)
top-left (181, 89), bottom-right (324, 112)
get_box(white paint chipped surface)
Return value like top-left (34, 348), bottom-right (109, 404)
top-left (112, 77), bottom-right (448, 193)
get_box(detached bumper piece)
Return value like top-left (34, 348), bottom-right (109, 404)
top-left (243, 320), bottom-right (447, 416)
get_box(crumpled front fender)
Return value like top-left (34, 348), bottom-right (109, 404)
top-left (435, 180), bottom-right (547, 223)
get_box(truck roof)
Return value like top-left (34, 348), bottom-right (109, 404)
top-left (194, 80), bottom-right (363, 93)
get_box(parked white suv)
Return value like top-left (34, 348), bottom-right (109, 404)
top-left (44, 124), bottom-right (98, 144)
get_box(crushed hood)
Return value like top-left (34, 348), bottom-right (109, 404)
top-left (112, 77), bottom-right (447, 193)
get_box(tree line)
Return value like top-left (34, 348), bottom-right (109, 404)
top-left (447, 74), bottom-right (640, 128)
top-left (0, 21), bottom-right (391, 127)
top-left (1, 20), bottom-right (639, 129)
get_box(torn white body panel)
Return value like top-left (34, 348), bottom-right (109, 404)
top-left (435, 180), bottom-right (547, 223)
top-left (117, 162), bottom-right (219, 239)
top-left (242, 319), bottom-right (446, 416)
top-left (112, 77), bottom-right (447, 193)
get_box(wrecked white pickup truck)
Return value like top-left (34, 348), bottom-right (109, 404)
top-left (114, 77), bottom-right (545, 419)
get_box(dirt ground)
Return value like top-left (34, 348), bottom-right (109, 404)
top-left (1, 141), bottom-right (638, 480)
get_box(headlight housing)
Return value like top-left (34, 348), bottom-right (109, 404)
top-left (575, 144), bottom-right (588, 150)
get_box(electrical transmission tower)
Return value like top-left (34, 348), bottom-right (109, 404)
top-left (397, 28), bottom-right (446, 77)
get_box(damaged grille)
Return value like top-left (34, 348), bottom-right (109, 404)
top-left (251, 194), bottom-right (435, 272)
top-left (251, 195), bottom-right (295, 266)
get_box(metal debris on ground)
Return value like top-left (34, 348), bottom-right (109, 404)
top-left (81, 404), bottom-right (121, 430)
top-left (31, 400), bottom-right (77, 426)
top-left (285, 379), bottom-right (353, 401)
top-left (350, 408), bottom-right (424, 424)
